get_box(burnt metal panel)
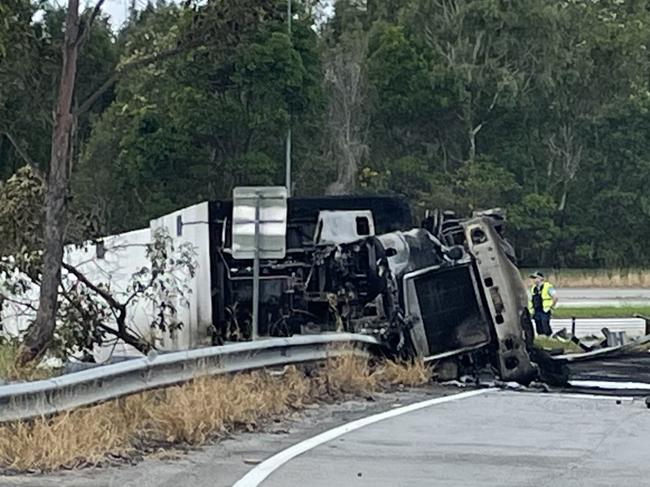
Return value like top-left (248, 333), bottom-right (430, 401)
top-left (462, 217), bottom-right (537, 383)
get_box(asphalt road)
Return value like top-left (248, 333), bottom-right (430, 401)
top-left (249, 390), bottom-right (650, 487)
top-left (557, 288), bottom-right (650, 308)
top-left (559, 288), bottom-right (650, 299)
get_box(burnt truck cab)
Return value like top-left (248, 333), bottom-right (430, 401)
top-left (375, 214), bottom-right (536, 383)
top-left (208, 196), bottom-right (411, 339)
top-left (208, 195), bottom-right (537, 384)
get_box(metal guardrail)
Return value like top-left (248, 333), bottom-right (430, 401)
top-left (550, 318), bottom-right (646, 338)
top-left (0, 333), bottom-right (380, 424)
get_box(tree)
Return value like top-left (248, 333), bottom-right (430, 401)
top-left (76, 0), bottom-right (324, 231)
top-left (0, 3), bottom-right (118, 180)
top-left (508, 193), bottom-right (560, 266)
top-left (324, 29), bottom-right (369, 194)
top-left (16, 0), bottom-right (190, 362)
top-left (15, 0), bottom-right (323, 362)
top-left (19, 0), bottom-right (89, 364)
top-left (406, 0), bottom-right (527, 164)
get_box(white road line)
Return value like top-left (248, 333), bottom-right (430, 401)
top-left (232, 388), bottom-right (495, 487)
top-left (569, 380), bottom-right (650, 391)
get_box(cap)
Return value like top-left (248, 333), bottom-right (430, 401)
top-left (528, 271), bottom-right (544, 279)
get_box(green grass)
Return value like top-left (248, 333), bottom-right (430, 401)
top-left (534, 336), bottom-right (583, 354)
top-left (553, 306), bottom-right (650, 319)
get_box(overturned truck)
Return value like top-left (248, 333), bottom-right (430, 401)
top-left (209, 196), bottom-right (537, 384)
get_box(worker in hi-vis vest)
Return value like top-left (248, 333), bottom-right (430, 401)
top-left (527, 271), bottom-right (558, 336)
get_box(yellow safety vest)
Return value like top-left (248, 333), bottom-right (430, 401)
top-left (528, 282), bottom-right (553, 313)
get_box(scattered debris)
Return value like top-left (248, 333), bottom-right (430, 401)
top-left (243, 459), bottom-right (262, 465)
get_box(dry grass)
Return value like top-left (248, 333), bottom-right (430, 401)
top-left (0, 402), bottom-right (135, 471)
top-left (522, 268), bottom-right (650, 288)
top-left (374, 359), bottom-right (432, 387)
top-left (0, 343), bottom-right (53, 382)
top-left (144, 368), bottom-right (313, 446)
top-left (0, 355), bottom-right (430, 472)
top-left (318, 353), bottom-right (379, 396)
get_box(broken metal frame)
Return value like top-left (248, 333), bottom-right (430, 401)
top-left (553, 334), bottom-right (650, 363)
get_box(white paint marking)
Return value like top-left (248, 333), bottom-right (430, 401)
top-left (569, 380), bottom-right (650, 391)
top-left (233, 388), bottom-right (495, 487)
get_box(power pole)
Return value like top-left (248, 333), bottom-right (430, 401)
top-left (285, 0), bottom-right (292, 196)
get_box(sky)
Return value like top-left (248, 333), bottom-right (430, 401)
top-left (102, 0), bottom-right (148, 29)
top-left (103, 0), bottom-right (130, 28)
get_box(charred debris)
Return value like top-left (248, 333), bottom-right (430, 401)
top-left (208, 196), bottom-right (543, 385)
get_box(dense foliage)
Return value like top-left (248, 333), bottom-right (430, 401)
top-left (2, 0), bottom-right (650, 267)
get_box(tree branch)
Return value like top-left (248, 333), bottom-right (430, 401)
top-left (75, 44), bottom-right (195, 116)
top-left (97, 322), bottom-right (150, 352)
top-left (2, 131), bottom-right (39, 170)
top-left (0, 293), bottom-right (38, 312)
top-left (59, 283), bottom-right (150, 353)
top-left (62, 262), bottom-right (123, 310)
top-left (76, 0), bottom-right (106, 47)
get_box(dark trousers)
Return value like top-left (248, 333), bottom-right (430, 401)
top-left (534, 310), bottom-right (553, 336)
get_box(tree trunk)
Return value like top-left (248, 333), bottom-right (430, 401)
top-left (326, 136), bottom-right (358, 195)
top-left (468, 123), bottom-right (483, 164)
top-left (19, 0), bottom-right (80, 364)
top-left (558, 180), bottom-right (568, 213)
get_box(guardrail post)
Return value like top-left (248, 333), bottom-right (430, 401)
top-left (571, 317), bottom-right (576, 337)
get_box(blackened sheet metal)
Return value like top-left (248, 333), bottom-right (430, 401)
top-left (560, 352), bottom-right (650, 396)
top-left (567, 353), bottom-right (650, 382)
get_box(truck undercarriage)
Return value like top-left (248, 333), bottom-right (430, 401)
top-left (208, 196), bottom-right (538, 384)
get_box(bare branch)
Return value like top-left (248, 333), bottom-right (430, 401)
top-left (0, 293), bottom-right (38, 312)
top-left (87, 0), bottom-right (106, 28)
top-left (2, 132), bottom-right (40, 171)
top-left (97, 322), bottom-right (147, 351)
top-left (74, 72), bottom-right (117, 116)
top-left (76, 0), bottom-right (107, 48)
top-left (62, 262), bottom-right (123, 310)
